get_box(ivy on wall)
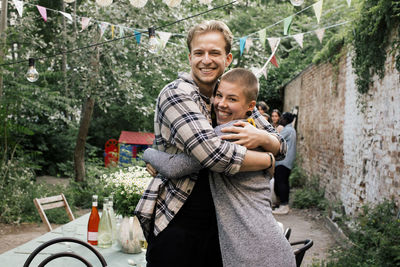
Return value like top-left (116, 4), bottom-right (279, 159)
top-left (352, 0), bottom-right (400, 94)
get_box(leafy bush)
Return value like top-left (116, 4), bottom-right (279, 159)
top-left (315, 200), bottom-right (400, 267)
top-left (292, 176), bottom-right (328, 211)
top-left (289, 158), bottom-right (307, 188)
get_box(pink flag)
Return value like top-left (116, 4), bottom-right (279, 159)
top-left (37, 5), bottom-right (47, 22)
top-left (81, 17), bottom-right (91, 31)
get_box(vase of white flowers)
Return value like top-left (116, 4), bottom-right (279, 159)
top-left (102, 166), bottom-right (152, 253)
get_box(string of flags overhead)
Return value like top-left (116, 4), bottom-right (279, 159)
top-left (7, 0), bottom-right (352, 82)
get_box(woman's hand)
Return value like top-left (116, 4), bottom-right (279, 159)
top-left (220, 121), bottom-right (266, 149)
top-left (146, 163), bottom-right (158, 177)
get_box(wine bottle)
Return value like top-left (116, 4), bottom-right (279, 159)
top-left (108, 195), bottom-right (117, 245)
top-left (87, 195), bottom-right (100, 245)
top-left (98, 198), bottom-right (113, 248)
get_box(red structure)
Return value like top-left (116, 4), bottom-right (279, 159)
top-left (117, 131), bottom-right (155, 166)
top-left (104, 139), bottom-right (119, 167)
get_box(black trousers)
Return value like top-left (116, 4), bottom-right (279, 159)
top-left (146, 171), bottom-right (223, 267)
top-left (274, 165), bottom-right (291, 204)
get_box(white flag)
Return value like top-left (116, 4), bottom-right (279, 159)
top-left (245, 38), bottom-right (253, 53)
top-left (158, 32), bottom-right (172, 49)
top-left (313, 0), bottom-right (323, 24)
top-left (262, 66), bottom-right (268, 80)
top-left (12, 0), bottom-right (24, 17)
top-left (315, 28), bottom-right (325, 43)
top-left (267, 37), bottom-right (280, 53)
top-left (346, 0), bottom-right (351, 7)
top-left (81, 17), bottom-right (91, 31)
top-left (99, 22), bottom-right (109, 39)
top-left (60, 12), bottom-right (73, 22)
top-left (293, 33), bottom-right (304, 48)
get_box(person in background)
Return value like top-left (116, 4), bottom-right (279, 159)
top-left (256, 101), bottom-right (270, 121)
top-left (271, 109), bottom-right (284, 133)
top-left (273, 112), bottom-right (297, 215)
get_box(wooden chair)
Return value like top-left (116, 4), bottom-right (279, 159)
top-left (33, 193), bottom-right (75, 231)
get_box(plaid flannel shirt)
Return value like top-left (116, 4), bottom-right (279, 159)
top-left (135, 72), bottom-right (286, 239)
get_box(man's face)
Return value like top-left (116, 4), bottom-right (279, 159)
top-left (213, 80), bottom-right (255, 125)
top-left (189, 31), bottom-right (233, 95)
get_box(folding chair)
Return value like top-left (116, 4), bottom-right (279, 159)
top-left (33, 193), bottom-right (75, 231)
top-left (23, 237), bottom-right (107, 267)
top-left (284, 227), bottom-right (292, 240)
top-left (290, 239), bottom-right (313, 267)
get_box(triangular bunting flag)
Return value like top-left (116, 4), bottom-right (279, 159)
top-left (313, 0), bottom-right (323, 24)
top-left (130, 0), bottom-right (148, 8)
top-left (283, 16), bottom-right (293, 36)
top-left (99, 22), bottom-right (108, 39)
top-left (251, 67), bottom-right (262, 79)
top-left (270, 55), bottom-right (279, 68)
top-left (258, 29), bottom-right (266, 49)
top-left (267, 37), bottom-right (280, 53)
top-left (293, 33), bottom-right (304, 48)
top-left (346, 0), bottom-right (351, 7)
top-left (158, 31), bottom-right (172, 49)
top-left (111, 25), bottom-right (115, 39)
top-left (164, 0), bottom-right (182, 7)
top-left (134, 30), bottom-right (142, 44)
top-left (12, 0), bottom-right (23, 17)
top-left (245, 38), bottom-right (253, 53)
top-left (60, 12), bottom-right (73, 22)
top-left (199, 0), bottom-right (213, 4)
top-left (119, 27), bottom-right (125, 44)
top-left (239, 37), bottom-right (247, 56)
top-left (81, 17), bottom-right (91, 31)
top-left (37, 5), bottom-right (47, 22)
top-left (315, 28), bottom-right (325, 43)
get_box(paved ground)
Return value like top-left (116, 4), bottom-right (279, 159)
top-left (0, 177), bottom-right (337, 266)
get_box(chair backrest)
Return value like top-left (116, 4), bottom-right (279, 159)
top-left (33, 193), bottom-right (75, 231)
top-left (284, 227), bottom-right (292, 240)
top-left (290, 239), bottom-right (313, 267)
top-left (23, 237), bottom-right (107, 267)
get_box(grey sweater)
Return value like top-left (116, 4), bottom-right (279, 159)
top-left (143, 120), bottom-right (296, 267)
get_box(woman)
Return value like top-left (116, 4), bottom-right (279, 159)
top-left (272, 112), bottom-right (297, 215)
top-left (271, 109), bottom-right (284, 133)
top-left (256, 101), bottom-right (270, 121)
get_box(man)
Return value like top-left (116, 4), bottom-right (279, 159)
top-left (135, 20), bottom-right (286, 267)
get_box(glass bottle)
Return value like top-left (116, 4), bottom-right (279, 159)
top-left (87, 195), bottom-right (100, 245)
top-left (108, 195), bottom-right (118, 245)
top-left (98, 197), bottom-right (112, 248)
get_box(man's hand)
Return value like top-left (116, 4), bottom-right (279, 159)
top-left (146, 163), bottom-right (158, 177)
top-left (220, 121), bottom-right (265, 150)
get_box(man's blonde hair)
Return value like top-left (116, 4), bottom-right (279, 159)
top-left (187, 20), bottom-right (233, 54)
top-left (220, 68), bottom-right (259, 102)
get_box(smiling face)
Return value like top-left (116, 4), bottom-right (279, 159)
top-left (189, 31), bottom-right (233, 97)
top-left (213, 80), bottom-right (256, 125)
top-left (271, 111), bottom-right (280, 125)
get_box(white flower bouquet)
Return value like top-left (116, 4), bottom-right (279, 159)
top-left (102, 166), bottom-right (152, 217)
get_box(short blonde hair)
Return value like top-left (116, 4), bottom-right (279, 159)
top-left (220, 68), bottom-right (259, 102)
top-left (187, 20), bottom-right (233, 54)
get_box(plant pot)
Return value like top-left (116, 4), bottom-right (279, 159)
top-left (118, 216), bottom-right (144, 254)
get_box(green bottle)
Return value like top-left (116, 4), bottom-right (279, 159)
top-left (98, 197), bottom-right (112, 248)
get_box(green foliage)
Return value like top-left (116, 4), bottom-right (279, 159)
top-left (315, 200), bottom-right (400, 267)
top-left (292, 176), bottom-right (328, 211)
top-left (351, 0), bottom-right (400, 94)
top-left (289, 157), bottom-right (307, 188)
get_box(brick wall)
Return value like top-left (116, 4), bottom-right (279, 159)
top-left (283, 51), bottom-right (400, 215)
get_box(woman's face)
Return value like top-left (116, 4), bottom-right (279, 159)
top-left (271, 111), bottom-right (280, 124)
top-left (213, 80), bottom-right (255, 125)
top-left (257, 106), bottom-right (265, 115)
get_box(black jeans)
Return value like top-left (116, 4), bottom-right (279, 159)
top-left (274, 165), bottom-right (291, 204)
top-left (146, 170), bottom-right (223, 267)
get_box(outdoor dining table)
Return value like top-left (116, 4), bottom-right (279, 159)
top-left (0, 213), bottom-right (147, 266)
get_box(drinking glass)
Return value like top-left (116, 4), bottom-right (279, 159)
top-left (62, 224), bottom-right (77, 252)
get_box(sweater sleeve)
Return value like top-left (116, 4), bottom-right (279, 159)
top-left (143, 148), bottom-right (202, 179)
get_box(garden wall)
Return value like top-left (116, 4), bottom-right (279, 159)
top-left (283, 50), bottom-right (400, 215)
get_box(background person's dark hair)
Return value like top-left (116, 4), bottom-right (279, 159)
top-left (256, 101), bottom-right (269, 113)
top-left (279, 112), bottom-right (296, 126)
top-left (271, 109), bottom-right (281, 117)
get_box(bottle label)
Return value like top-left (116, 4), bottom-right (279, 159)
top-left (88, 231), bottom-right (98, 241)
top-left (92, 202), bottom-right (98, 207)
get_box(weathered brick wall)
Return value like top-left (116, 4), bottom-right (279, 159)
top-left (283, 52), bottom-right (400, 215)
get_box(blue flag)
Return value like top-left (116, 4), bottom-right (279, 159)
top-left (240, 37), bottom-right (247, 56)
top-left (134, 30), bottom-right (141, 44)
